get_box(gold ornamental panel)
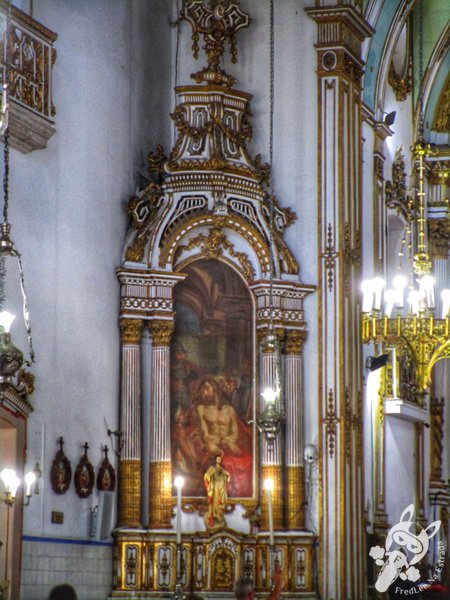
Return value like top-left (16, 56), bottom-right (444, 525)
top-left (149, 460), bottom-right (173, 528)
top-left (112, 530), bottom-right (316, 596)
top-left (286, 466), bottom-right (305, 530)
top-left (261, 464), bottom-right (283, 531)
top-left (118, 459), bottom-right (141, 528)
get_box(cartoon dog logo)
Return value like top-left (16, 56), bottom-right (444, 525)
top-left (369, 504), bottom-right (441, 592)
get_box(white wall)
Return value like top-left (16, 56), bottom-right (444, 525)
top-left (3, 1), bottom-right (171, 598)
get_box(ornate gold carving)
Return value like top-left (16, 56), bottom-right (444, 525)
top-left (0, 4), bottom-right (57, 118)
top-left (284, 330), bottom-right (306, 355)
top-left (343, 388), bottom-right (362, 463)
top-left (388, 59), bottom-right (412, 102)
top-left (286, 466), bottom-right (305, 530)
top-left (385, 146), bottom-right (412, 218)
top-left (433, 73), bottom-right (450, 132)
top-left (159, 213), bottom-right (272, 277)
top-left (180, 0), bottom-right (251, 87)
top-left (125, 183), bottom-right (165, 263)
top-left (149, 461), bottom-right (173, 529)
top-left (148, 144), bottom-right (168, 176)
top-left (120, 318), bottom-right (144, 345)
top-left (321, 223), bottom-right (339, 292)
top-left (343, 222), bottom-right (361, 296)
top-left (175, 226), bottom-right (255, 280)
top-left (211, 547), bottom-right (235, 589)
top-left (430, 397), bottom-right (445, 481)
top-left (323, 389), bottom-right (339, 459)
top-left (149, 320), bottom-right (174, 347)
top-left (261, 464), bottom-right (283, 531)
top-left (118, 460), bottom-right (141, 528)
top-left (428, 218), bottom-right (450, 259)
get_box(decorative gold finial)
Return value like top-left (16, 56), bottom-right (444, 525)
top-left (181, 0), bottom-right (251, 87)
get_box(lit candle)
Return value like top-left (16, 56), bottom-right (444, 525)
top-left (441, 289), bottom-right (450, 319)
top-left (373, 278), bottom-right (385, 311)
top-left (384, 289), bottom-right (396, 317)
top-left (393, 275), bottom-right (407, 309)
top-left (391, 348), bottom-right (397, 398)
top-left (420, 275), bottom-right (435, 310)
top-left (174, 475), bottom-right (184, 545)
top-left (24, 471), bottom-right (36, 497)
top-left (361, 280), bottom-right (374, 313)
top-left (264, 478), bottom-right (274, 547)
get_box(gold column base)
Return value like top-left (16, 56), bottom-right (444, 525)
top-left (261, 464), bottom-right (283, 531)
top-left (286, 465), bottom-right (305, 530)
top-left (118, 459), bottom-right (142, 528)
top-left (149, 460), bottom-right (173, 528)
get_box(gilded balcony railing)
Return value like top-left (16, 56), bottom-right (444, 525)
top-left (0, 2), bottom-right (57, 153)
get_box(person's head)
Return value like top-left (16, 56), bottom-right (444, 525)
top-left (234, 576), bottom-right (255, 600)
top-left (48, 583), bottom-right (77, 600)
top-left (215, 452), bottom-right (224, 465)
top-left (197, 377), bottom-right (222, 405)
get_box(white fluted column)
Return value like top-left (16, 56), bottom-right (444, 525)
top-left (284, 330), bottom-right (306, 529)
top-left (118, 318), bottom-right (144, 528)
top-left (148, 320), bottom-right (174, 529)
top-left (259, 331), bottom-right (283, 533)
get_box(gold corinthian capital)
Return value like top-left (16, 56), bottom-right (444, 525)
top-left (284, 330), bottom-right (307, 355)
top-left (120, 318), bottom-right (144, 344)
top-left (149, 320), bottom-right (174, 347)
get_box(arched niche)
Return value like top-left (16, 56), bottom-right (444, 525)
top-left (170, 258), bottom-right (255, 499)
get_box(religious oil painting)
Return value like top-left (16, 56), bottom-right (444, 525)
top-left (171, 258), bottom-right (254, 498)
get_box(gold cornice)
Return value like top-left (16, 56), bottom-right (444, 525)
top-left (175, 83), bottom-right (253, 102)
top-left (120, 318), bottom-right (144, 345)
top-left (305, 4), bottom-right (374, 44)
top-left (149, 320), bottom-right (174, 347)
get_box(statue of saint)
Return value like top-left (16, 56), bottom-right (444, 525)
top-left (204, 453), bottom-right (230, 529)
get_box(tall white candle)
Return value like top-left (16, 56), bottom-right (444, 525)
top-left (174, 476), bottom-right (184, 545)
top-left (265, 478), bottom-right (274, 547)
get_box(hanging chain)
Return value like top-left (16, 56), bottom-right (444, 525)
top-left (2, 0), bottom-right (11, 224)
top-left (268, 0), bottom-right (275, 335)
top-left (0, 4), bottom-right (35, 363)
top-left (418, 0), bottom-right (424, 140)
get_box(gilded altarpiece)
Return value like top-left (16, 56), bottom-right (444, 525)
top-left (114, 1), bottom-right (315, 597)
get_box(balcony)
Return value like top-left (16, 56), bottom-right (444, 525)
top-left (0, 2), bottom-right (57, 153)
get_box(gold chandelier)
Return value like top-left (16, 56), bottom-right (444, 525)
top-left (361, 1), bottom-right (449, 392)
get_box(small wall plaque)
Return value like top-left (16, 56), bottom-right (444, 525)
top-left (74, 442), bottom-right (95, 499)
top-left (50, 437), bottom-right (72, 495)
top-left (51, 511), bottom-right (64, 524)
top-left (97, 445), bottom-right (116, 492)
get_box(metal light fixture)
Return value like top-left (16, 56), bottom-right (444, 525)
top-left (0, 468), bottom-right (35, 599)
top-left (254, 0), bottom-right (284, 448)
top-left (0, 1), bottom-right (34, 384)
top-left (361, 0), bottom-right (450, 392)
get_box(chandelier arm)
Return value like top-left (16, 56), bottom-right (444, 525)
top-left (16, 253), bottom-right (35, 364)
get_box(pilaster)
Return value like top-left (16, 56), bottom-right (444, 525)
top-left (306, 4), bottom-right (373, 598)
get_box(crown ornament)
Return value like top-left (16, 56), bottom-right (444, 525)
top-left (181, 0), bottom-right (251, 87)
